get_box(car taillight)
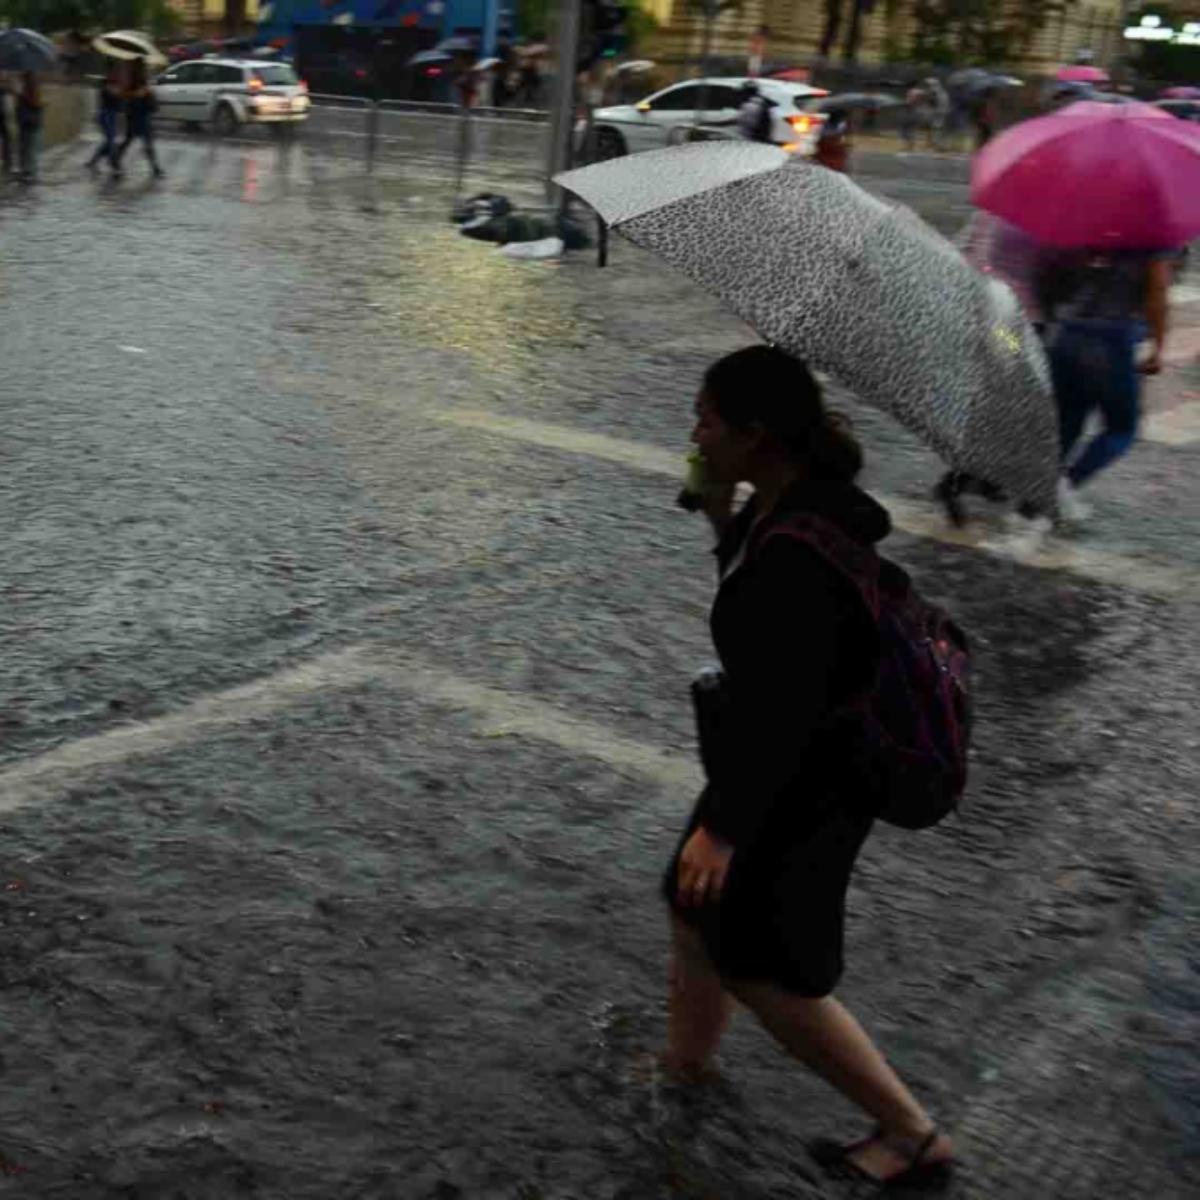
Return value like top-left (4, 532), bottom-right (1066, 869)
top-left (248, 77), bottom-right (264, 91)
top-left (787, 114), bottom-right (814, 134)
top-left (298, 80), bottom-right (308, 93)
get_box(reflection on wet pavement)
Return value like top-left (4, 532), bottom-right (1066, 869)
top-left (1, 127), bottom-right (1198, 1197)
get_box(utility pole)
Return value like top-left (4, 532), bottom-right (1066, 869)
top-left (547, 0), bottom-right (583, 203)
top-left (482, 0), bottom-right (501, 58)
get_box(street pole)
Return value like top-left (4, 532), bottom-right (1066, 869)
top-left (546, 0), bottom-right (583, 204)
top-left (482, 0), bottom-right (500, 59)
top-left (480, 0), bottom-right (501, 106)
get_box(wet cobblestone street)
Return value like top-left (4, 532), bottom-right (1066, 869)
top-left (1, 125), bottom-right (1198, 1197)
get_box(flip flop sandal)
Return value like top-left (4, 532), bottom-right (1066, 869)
top-left (808, 1127), bottom-right (953, 1192)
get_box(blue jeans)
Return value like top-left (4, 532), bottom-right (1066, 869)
top-left (91, 109), bottom-right (118, 164)
top-left (1049, 320), bottom-right (1146, 487)
top-left (17, 123), bottom-right (39, 178)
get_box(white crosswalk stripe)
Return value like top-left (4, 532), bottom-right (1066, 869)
top-left (432, 407), bottom-right (1198, 599)
top-left (0, 646), bottom-right (699, 815)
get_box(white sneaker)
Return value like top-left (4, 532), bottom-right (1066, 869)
top-left (1000, 512), bottom-right (1053, 560)
top-left (1057, 478), bottom-right (1093, 524)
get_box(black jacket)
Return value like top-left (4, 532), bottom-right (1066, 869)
top-left (698, 479), bottom-right (889, 845)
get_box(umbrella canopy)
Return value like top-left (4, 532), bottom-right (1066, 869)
top-left (815, 92), bottom-right (900, 113)
top-left (0, 28), bottom-right (57, 72)
top-left (1057, 65), bottom-right (1108, 84)
top-left (436, 36), bottom-right (476, 54)
top-left (1163, 86), bottom-right (1200, 99)
top-left (947, 67), bottom-right (991, 92)
top-left (556, 143), bottom-right (1059, 511)
top-left (613, 59), bottom-right (655, 75)
top-left (949, 69), bottom-right (1022, 97)
top-left (972, 100), bottom-right (1200, 250)
top-left (408, 49), bottom-right (452, 68)
top-left (93, 30), bottom-right (166, 66)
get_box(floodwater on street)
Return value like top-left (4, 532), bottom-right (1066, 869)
top-left (1, 122), bottom-right (1198, 1198)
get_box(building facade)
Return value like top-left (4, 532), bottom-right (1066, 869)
top-left (642, 1), bottom-right (1130, 76)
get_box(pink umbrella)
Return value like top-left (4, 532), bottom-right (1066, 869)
top-left (1057, 65), bottom-right (1109, 84)
top-left (972, 101), bottom-right (1200, 250)
top-left (1162, 86), bottom-right (1200, 99)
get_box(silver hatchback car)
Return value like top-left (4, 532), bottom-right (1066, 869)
top-left (153, 57), bottom-right (311, 137)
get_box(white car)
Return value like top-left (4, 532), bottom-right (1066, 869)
top-left (590, 76), bottom-right (830, 159)
top-left (153, 57), bottom-right (311, 137)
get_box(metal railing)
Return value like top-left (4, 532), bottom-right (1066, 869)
top-left (310, 93), bottom-right (548, 124)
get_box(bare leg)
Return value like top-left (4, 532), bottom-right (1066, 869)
top-left (731, 981), bottom-right (952, 1179)
top-left (664, 915), bottom-right (733, 1078)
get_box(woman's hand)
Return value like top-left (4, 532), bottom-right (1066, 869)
top-left (677, 826), bottom-right (735, 907)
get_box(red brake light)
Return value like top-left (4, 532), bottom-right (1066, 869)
top-left (787, 114), bottom-right (814, 133)
top-left (248, 76), bottom-right (264, 91)
top-left (298, 79), bottom-right (308, 93)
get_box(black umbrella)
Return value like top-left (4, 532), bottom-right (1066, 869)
top-left (949, 68), bottom-right (1022, 98)
top-left (0, 28), bottom-right (58, 72)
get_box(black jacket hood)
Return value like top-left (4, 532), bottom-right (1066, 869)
top-left (760, 479), bottom-right (892, 547)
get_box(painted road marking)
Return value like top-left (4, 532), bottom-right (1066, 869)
top-left (1143, 401), bottom-right (1200, 447)
top-left (0, 648), bottom-right (699, 816)
top-left (1171, 283), bottom-right (1200, 305)
top-left (433, 408), bottom-right (1197, 599)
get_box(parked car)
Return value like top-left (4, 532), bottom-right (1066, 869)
top-left (153, 58), bottom-right (311, 136)
top-left (589, 77), bottom-right (830, 159)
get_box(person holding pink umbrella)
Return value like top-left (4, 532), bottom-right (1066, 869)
top-left (972, 101), bottom-right (1188, 526)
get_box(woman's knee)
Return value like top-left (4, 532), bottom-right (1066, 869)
top-left (726, 978), bottom-right (834, 1025)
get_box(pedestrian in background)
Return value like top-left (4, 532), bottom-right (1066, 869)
top-left (87, 63), bottom-right (125, 175)
top-left (1032, 247), bottom-right (1172, 522)
top-left (736, 81), bottom-right (773, 144)
top-left (814, 107), bottom-right (851, 172)
top-left (0, 73), bottom-right (13, 175)
top-left (15, 72), bottom-right (44, 182)
top-left (114, 59), bottom-right (164, 179)
top-left (900, 80), bottom-right (927, 151)
top-left (664, 346), bottom-right (954, 1190)
top-left (518, 55), bottom-right (541, 106)
top-left (969, 92), bottom-right (996, 149)
top-left (927, 77), bottom-right (951, 150)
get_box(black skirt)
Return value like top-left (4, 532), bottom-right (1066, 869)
top-left (663, 784), bottom-right (874, 998)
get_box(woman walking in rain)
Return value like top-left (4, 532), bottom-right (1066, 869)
top-left (114, 59), bottom-right (164, 179)
top-left (665, 346), bottom-right (954, 1190)
top-left (87, 62), bottom-right (125, 174)
top-left (15, 71), bottom-right (44, 182)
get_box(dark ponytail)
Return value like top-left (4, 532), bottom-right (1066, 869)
top-left (702, 346), bottom-right (863, 483)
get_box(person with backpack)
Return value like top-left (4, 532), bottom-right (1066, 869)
top-left (736, 82), bottom-right (774, 144)
top-left (665, 345), bottom-right (962, 1190)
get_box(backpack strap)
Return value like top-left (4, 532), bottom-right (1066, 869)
top-left (754, 513), bottom-right (883, 622)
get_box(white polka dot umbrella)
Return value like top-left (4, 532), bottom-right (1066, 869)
top-left (557, 142), bottom-right (1060, 512)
